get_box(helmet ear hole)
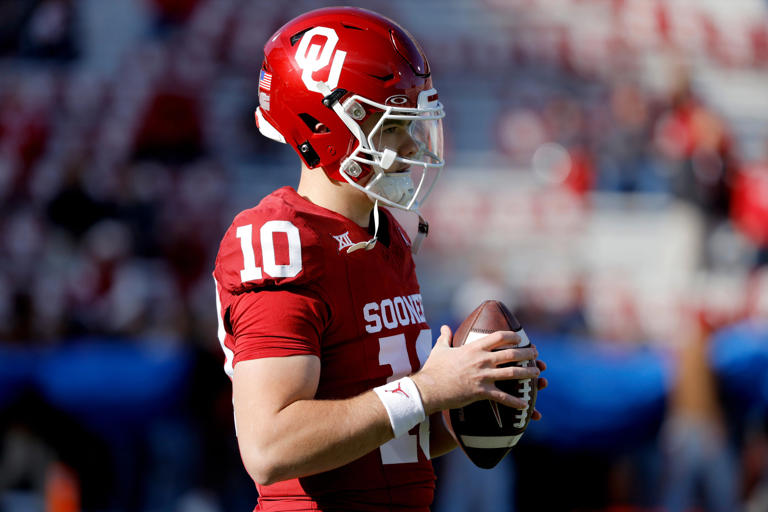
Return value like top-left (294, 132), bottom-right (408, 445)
top-left (298, 113), bottom-right (330, 134)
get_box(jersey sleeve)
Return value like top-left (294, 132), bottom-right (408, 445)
top-left (213, 191), bottom-right (338, 365)
top-left (213, 199), bottom-right (325, 295)
top-left (228, 287), bottom-right (329, 365)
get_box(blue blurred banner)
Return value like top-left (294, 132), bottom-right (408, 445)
top-left (525, 321), bottom-right (768, 450)
top-left (710, 321), bottom-right (768, 409)
top-left (1, 340), bottom-right (193, 435)
top-left (0, 347), bottom-right (37, 409)
top-left (525, 333), bottom-right (672, 451)
top-left (1, 324), bottom-right (766, 448)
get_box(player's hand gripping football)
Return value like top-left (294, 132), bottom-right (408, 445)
top-left (411, 325), bottom-right (547, 417)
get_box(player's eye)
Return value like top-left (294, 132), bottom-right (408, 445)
top-left (382, 125), bottom-right (399, 134)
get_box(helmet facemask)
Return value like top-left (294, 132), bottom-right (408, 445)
top-left (323, 86), bottom-right (445, 213)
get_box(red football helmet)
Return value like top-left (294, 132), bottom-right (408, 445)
top-left (254, 7), bottom-right (445, 214)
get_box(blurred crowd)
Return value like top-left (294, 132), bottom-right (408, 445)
top-left (2, 0), bottom-right (767, 345)
top-left (1, 0), bottom-right (767, 511)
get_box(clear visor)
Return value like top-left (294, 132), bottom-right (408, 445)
top-left (339, 93), bottom-right (445, 212)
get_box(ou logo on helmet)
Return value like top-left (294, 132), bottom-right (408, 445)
top-left (295, 27), bottom-right (347, 93)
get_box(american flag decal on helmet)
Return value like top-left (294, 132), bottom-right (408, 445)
top-left (259, 70), bottom-right (272, 91)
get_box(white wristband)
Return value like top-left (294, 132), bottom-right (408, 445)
top-left (373, 377), bottom-right (426, 438)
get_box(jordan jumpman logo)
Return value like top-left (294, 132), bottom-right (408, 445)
top-left (385, 382), bottom-right (409, 398)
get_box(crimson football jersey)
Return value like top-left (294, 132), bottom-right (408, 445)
top-left (213, 187), bottom-right (435, 511)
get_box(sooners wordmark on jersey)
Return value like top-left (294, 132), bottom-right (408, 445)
top-left (213, 187), bottom-right (435, 509)
top-left (363, 294), bottom-right (427, 333)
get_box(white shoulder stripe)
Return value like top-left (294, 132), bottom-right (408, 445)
top-left (213, 277), bottom-right (235, 379)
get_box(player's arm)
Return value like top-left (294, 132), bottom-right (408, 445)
top-left (233, 354), bottom-right (396, 486)
top-left (235, 359), bottom-right (454, 482)
top-left (228, 286), bottom-right (401, 486)
top-left (233, 328), bottom-right (539, 485)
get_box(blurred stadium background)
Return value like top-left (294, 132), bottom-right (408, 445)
top-left (1, 0), bottom-right (768, 511)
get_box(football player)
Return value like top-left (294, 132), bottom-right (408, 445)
top-left (213, 7), bottom-right (547, 511)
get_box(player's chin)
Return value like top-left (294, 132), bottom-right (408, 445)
top-left (340, 179), bottom-right (375, 201)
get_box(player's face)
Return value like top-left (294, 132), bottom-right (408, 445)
top-left (350, 108), bottom-right (443, 210)
top-left (362, 114), bottom-right (419, 171)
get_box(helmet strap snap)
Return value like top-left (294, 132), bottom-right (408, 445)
top-left (342, 160), bottom-right (363, 178)
top-left (298, 141), bottom-right (321, 167)
top-left (344, 100), bottom-right (366, 120)
top-left (320, 84), bottom-right (347, 107)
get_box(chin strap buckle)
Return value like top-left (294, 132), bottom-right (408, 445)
top-left (346, 238), bottom-right (377, 253)
top-left (347, 200), bottom-right (380, 253)
top-left (411, 217), bottom-right (429, 254)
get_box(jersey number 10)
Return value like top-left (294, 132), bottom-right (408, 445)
top-left (236, 221), bottom-right (302, 281)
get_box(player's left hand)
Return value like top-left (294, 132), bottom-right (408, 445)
top-left (530, 359), bottom-right (547, 421)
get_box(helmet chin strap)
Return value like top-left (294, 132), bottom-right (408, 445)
top-left (411, 214), bottom-right (429, 255)
top-left (347, 200), bottom-right (380, 253)
top-left (346, 202), bottom-right (430, 255)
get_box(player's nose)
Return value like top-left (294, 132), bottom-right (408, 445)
top-left (398, 133), bottom-right (418, 159)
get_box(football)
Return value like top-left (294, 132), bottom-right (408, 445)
top-left (443, 300), bottom-right (538, 469)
